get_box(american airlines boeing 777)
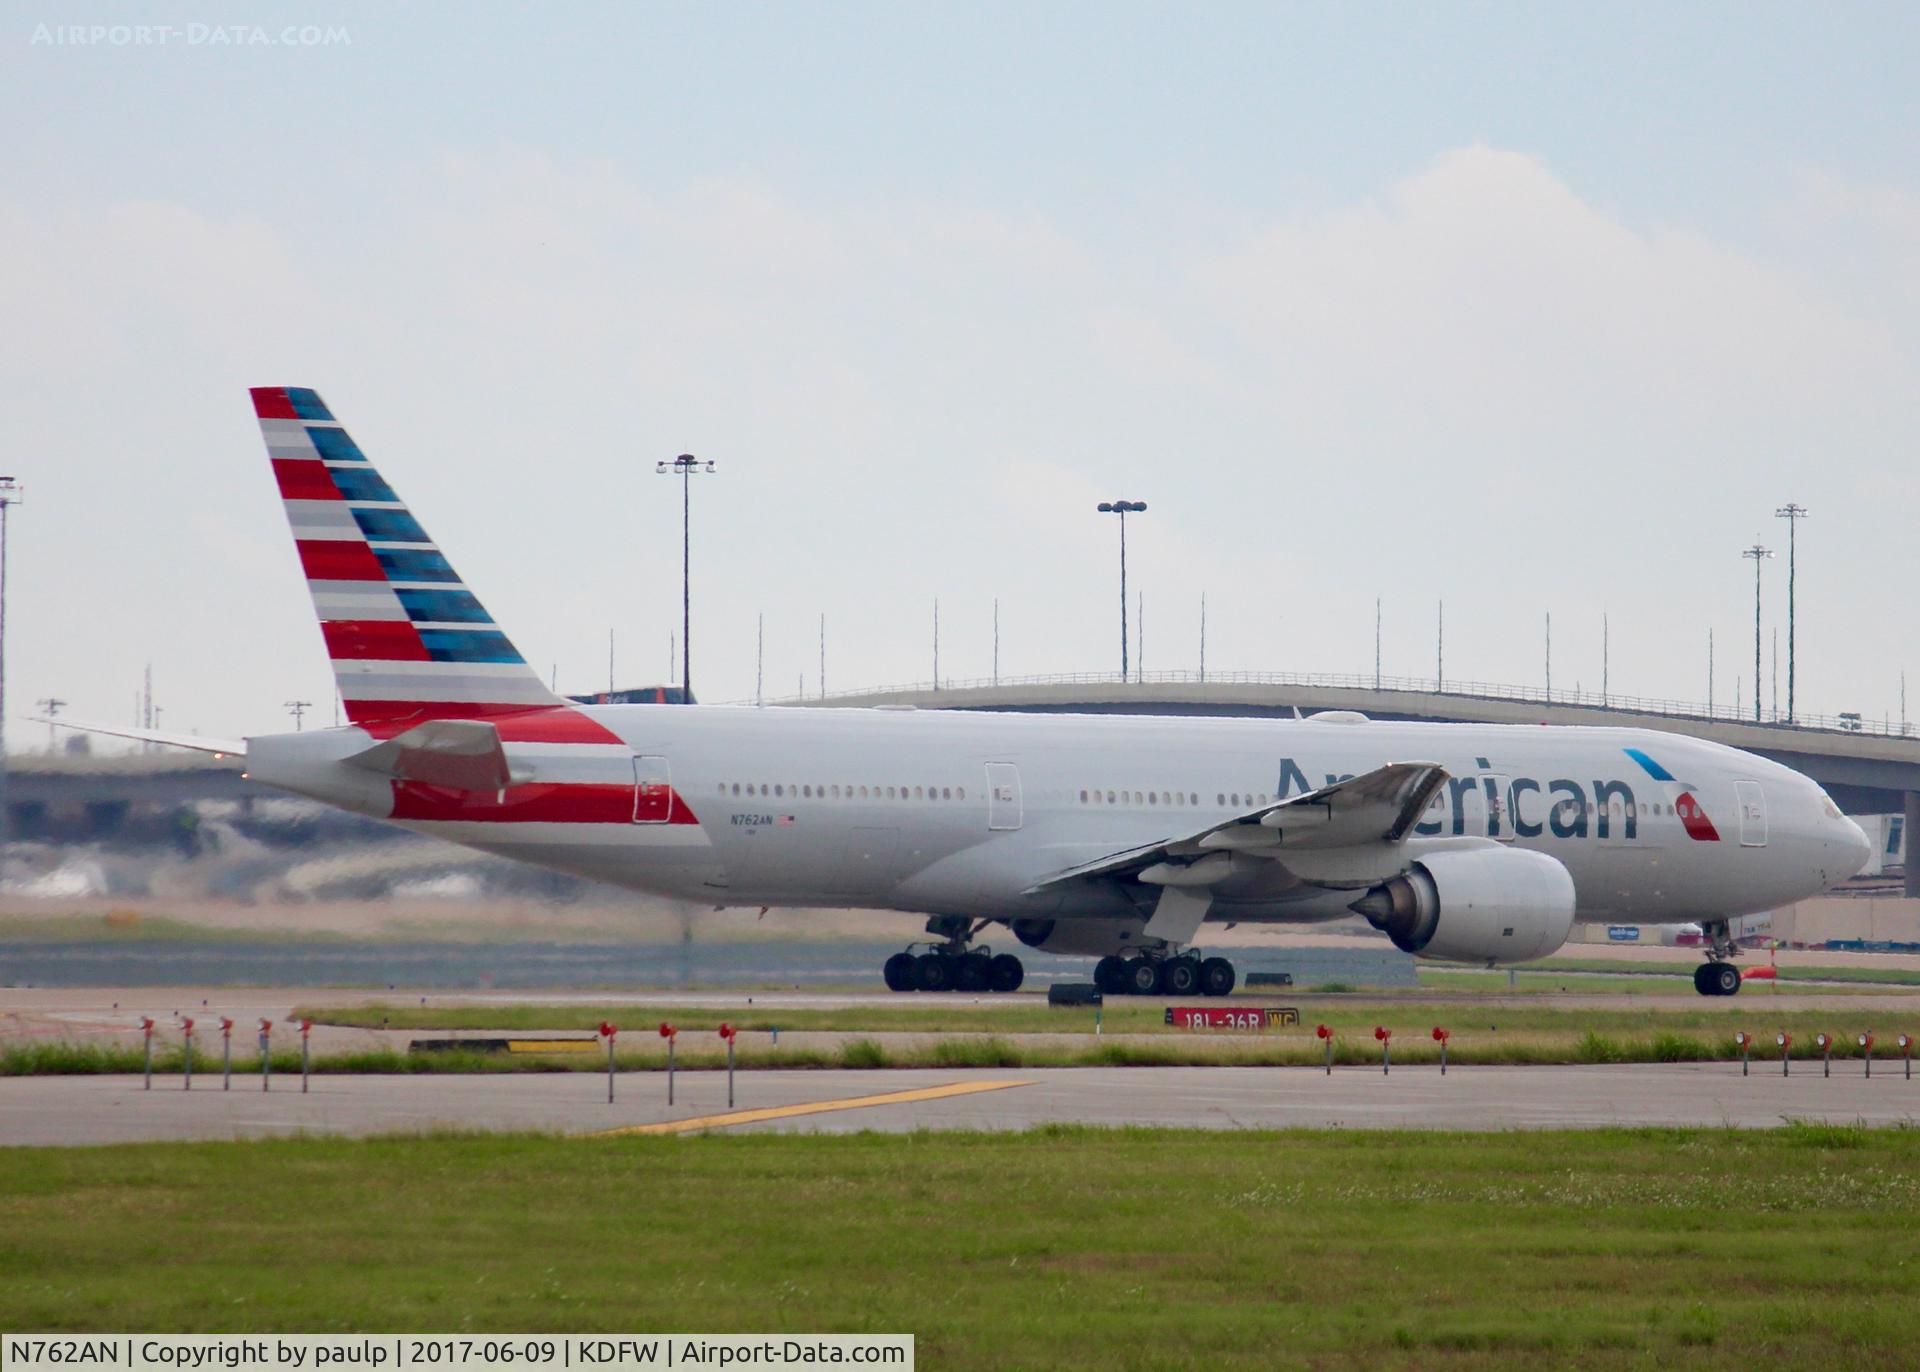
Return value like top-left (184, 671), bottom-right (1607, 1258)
top-left (57, 388), bottom-right (1873, 997)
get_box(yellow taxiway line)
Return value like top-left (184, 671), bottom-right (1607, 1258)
top-left (587, 1079), bottom-right (1035, 1136)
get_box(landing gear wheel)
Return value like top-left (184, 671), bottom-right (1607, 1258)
top-left (914, 951), bottom-right (953, 993)
top-left (987, 953), bottom-right (1025, 993)
top-left (1711, 962), bottom-right (1742, 996)
top-left (1094, 956), bottom-right (1127, 995)
top-left (882, 952), bottom-right (917, 993)
top-left (1162, 959), bottom-right (1200, 997)
top-left (1199, 957), bottom-right (1236, 997)
top-left (1692, 962), bottom-right (1714, 996)
top-left (953, 953), bottom-right (990, 993)
top-left (1126, 959), bottom-right (1165, 996)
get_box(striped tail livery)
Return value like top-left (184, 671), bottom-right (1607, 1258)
top-left (252, 385), bottom-right (563, 731)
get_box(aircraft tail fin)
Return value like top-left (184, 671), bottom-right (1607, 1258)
top-left (250, 386), bottom-right (561, 730)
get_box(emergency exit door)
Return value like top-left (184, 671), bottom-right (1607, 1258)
top-left (633, 755), bottom-right (674, 824)
top-left (986, 763), bottom-right (1023, 830)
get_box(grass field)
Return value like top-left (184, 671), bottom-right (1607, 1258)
top-left (3, 1126), bottom-right (1917, 1369)
top-left (0, 996), bottom-right (1839, 1074)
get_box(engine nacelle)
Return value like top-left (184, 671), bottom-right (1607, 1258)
top-left (1350, 848), bottom-right (1575, 964)
top-left (1010, 917), bottom-right (1148, 957)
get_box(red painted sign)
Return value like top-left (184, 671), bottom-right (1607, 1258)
top-left (1164, 1006), bottom-right (1299, 1031)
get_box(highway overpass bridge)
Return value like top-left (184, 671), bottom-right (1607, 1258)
top-left (795, 670), bottom-right (1920, 896)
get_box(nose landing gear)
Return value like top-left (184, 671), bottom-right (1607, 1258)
top-left (1693, 920), bottom-right (1743, 996)
top-left (883, 918), bottom-right (1025, 993)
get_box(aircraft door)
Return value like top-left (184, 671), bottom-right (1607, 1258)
top-left (1485, 774), bottom-right (1514, 842)
top-left (1736, 780), bottom-right (1767, 847)
top-left (985, 762), bottom-right (1023, 831)
top-left (1456, 775), bottom-right (1514, 841)
top-left (633, 755), bottom-right (674, 824)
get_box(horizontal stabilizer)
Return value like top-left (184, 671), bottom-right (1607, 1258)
top-left (344, 717), bottom-right (513, 791)
top-left (38, 718), bottom-right (246, 757)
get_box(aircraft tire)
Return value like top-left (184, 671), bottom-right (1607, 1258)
top-left (1125, 959), bottom-right (1164, 996)
top-left (953, 953), bottom-right (991, 993)
top-left (1162, 958), bottom-right (1200, 997)
top-left (1710, 962), bottom-right (1742, 996)
top-left (1093, 956), bottom-right (1127, 995)
top-left (987, 953), bottom-right (1025, 994)
top-left (915, 952), bottom-right (953, 993)
top-left (882, 952), bottom-right (917, 993)
top-left (1199, 957), bottom-right (1236, 997)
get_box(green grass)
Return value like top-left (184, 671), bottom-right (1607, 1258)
top-left (12, 1016), bottom-right (1912, 1075)
top-left (3, 1127), bottom-right (1918, 1368)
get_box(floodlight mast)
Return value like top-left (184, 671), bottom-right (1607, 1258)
top-left (1774, 504), bottom-right (1808, 723)
top-left (1096, 500), bottom-right (1147, 680)
top-left (655, 454), bottom-right (716, 701)
top-left (1741, 543), bottom-right (1773, 722)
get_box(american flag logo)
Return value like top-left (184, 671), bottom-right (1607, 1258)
top-left (776, 815), bottom-right (796, 827)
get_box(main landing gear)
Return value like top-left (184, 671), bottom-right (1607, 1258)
top-left (1092, 952), bottom-right (1236, 997)
top-left (883, 917), bottom-right (1025, 994)
top-left (1694, 919), bottom-right (1743, 997)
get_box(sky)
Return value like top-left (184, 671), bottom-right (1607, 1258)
top-left (3, 2), bottom-right (1919, 745)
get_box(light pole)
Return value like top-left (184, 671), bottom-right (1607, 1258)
top-left (1775, 503), bottom-right (1808, 723)
top-left (35, 697), bottom-right (65, 752)
top-left (0, 478), bottom-right (22, 876)
top-left (655, 453), bottom-right (716, 702)
top-left (1096, 500), bottom-right (1147, 680)
top-left (284, 700), bottom-right (312, 731)
top-left (1741, 543), bottom-right (1773, 723)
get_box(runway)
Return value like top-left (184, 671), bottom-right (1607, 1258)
top-left (2, 1062), bottom-right (1915, 1146)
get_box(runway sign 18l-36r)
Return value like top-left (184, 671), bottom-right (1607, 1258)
top-left (1164, 1006), bottom-right (1301, 1031)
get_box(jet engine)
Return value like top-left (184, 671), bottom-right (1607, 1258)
top-left (1010, 917), bottom-right (1148, 957)
top-left (1349, 848), bottom-right (1575, 964)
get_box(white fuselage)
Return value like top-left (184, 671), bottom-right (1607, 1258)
top-left (249, 706), bottom-right (1870, 939)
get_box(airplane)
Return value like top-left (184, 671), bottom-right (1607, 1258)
top-left (51, 387), bottom-right (1874, 998)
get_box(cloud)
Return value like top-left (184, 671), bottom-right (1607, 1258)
top-left (5, 145), bottom-right (1917, 738)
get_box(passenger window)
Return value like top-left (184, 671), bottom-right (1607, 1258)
top-left (943, 787), bottom-right (952, 800)
top-left (956, 787), bottom-right (965, 800)
top-left (802, 785), bottom-right (811, 798)
top-left (1148, 792), bottom-right (1157, 805)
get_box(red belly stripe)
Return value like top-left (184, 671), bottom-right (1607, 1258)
top-left (391, 781), bottom-right (700, 825)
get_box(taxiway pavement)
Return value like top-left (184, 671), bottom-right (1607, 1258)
top-left (2, 1062), bottom-right (1915, 1146)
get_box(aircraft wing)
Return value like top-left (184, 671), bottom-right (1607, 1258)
top-left (1022, 761), bottom-right (1449, 895)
